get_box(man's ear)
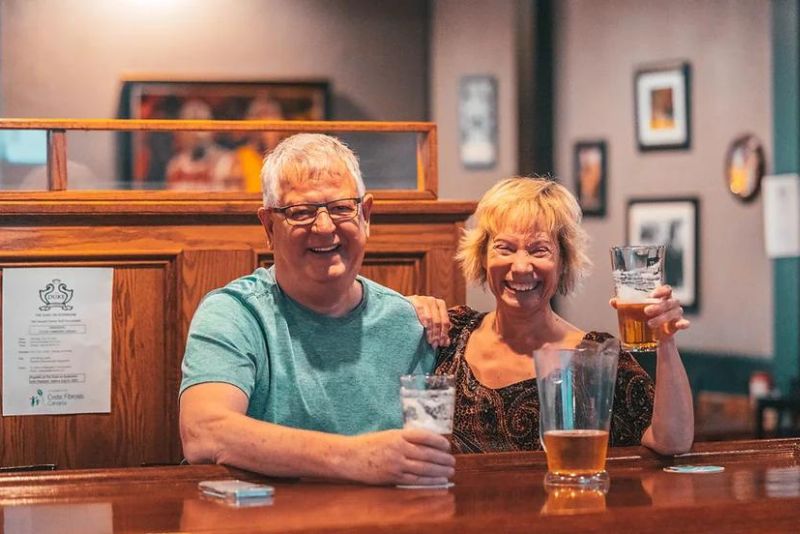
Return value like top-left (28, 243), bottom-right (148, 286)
top-left (257, 207), bottom-right (274, 248)
top-left (361, 194), bottom-right (374, 237)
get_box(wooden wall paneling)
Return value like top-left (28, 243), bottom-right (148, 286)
top-left (366, 221), bottom-right (466, 305)
top-left (0, 226), bottom-right (263, 259)
top-left (259, 251), bottom-right (423, 302)
top-left (359, 255), bottom-right (421, 297)
top-left (423, 248), bottom-right (464, 306)
top-left (0, 197), bottom-right (474, 469)
top-left (177, 249), bottom-right (257, 344)
top-left (0, 258), bottom-right (178, 468)
top-left (105, 262), bottom-right (173, 467)
top-left (162, 256), bottom-right (182, 462)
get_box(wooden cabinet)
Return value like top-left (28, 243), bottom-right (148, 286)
top-left (0, 195), bottom-right (474, 468)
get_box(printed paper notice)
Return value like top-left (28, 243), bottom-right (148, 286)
top-left (2, 268), bottom-right (113, 415)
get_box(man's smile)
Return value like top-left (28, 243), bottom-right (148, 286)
top-left (309, 244), bottom-right (341, 254)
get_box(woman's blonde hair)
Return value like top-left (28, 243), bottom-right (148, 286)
top-left (456, 176), bottom-right (591, 296)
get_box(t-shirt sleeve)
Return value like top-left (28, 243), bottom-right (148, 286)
top-left (179, 291), bottom-right (267, 398)
top-left (609, 351), bottom-right (655, 446)
top-left (408, 334), bottom-right (437, 375)
top-left (387, 293), bottom-right (436, 375)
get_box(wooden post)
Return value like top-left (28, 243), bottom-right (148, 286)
top-left (416, 127), bottom-right (438, 199)
top-left (47, 129), bottom-right (68, 191)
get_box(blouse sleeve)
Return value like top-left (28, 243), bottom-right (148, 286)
top-left (435, 305), bottom-right (475, 369)
top-left (582, 331), bottom-right (654, 446)
top-left (609, 350), bottom-right (655, 446)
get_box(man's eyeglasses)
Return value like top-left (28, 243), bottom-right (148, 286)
top-left (270, 197), bottom-right (363, 226)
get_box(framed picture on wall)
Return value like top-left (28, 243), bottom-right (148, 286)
top-left (634, 62), bottom-right (691, 151)
top-left (458, 75), bottom-right (498, 169)
top-left (574, 140), bottom-right (607, 217)
top-left (117, 79), bottom-right (330, 191)
top-left (725, 133), bottom-right (766, 202)
top-left (626, 197), bottom-right (699, 313)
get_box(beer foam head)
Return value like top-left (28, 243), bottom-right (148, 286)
top-left (615, 284), bottom-right (648, 302)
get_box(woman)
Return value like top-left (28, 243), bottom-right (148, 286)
top-left (436, 177), bottom-right (693, 455)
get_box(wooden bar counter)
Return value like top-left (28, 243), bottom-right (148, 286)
top-left (1, 439), bottom-right (798, 533)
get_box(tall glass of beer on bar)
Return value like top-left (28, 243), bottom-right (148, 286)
top-left (609, 245), bottom-right (665, 352)
top-left (534, 339), bottom-right (619, 491)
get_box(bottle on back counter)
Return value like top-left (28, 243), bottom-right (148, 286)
top-left (749, 371), bottom-right (772, 406)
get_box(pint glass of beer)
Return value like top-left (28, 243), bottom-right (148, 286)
top-left (610, 245), bottom-right (665, 352)
top-left (534, 339), bottom-right (619, 491)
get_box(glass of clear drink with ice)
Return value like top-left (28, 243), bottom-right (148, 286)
top-left (400, 374), bottom-right (455, 438)
top-left (398, 374), bottom-right (455, 488)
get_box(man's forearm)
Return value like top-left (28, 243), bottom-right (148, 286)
top-left (179, 383), bottom-right (455, 485)
top-left (183, 409), bottom-right (352, 480)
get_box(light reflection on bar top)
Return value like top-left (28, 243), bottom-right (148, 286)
top-left (4, 503), bottom-right (112, 534)
top-left (765, 467), bottom-right (800, 498)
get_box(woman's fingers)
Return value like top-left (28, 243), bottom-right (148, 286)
top-left (650, 284), bottom-right (673, 300)
top-left (434, 298), bottom-right (451, 347)
top-left (641, 286), bottom-right (691, 337)
top-left (407, 295), bottom-right (450, 347)
top-left (644, 298), bottom-right (681, 318)
top-left (648, 305), bottom-right (684, 327)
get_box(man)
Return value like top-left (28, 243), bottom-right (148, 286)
top-left (179, 133), bottom-right (454, 485)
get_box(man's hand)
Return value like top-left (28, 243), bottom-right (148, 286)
top-left (406, 295), bottom-right (451, 348)
top-left (342, 428), bottom-right (455, 486)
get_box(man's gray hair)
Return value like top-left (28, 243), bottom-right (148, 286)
top-left (260, 133), bottom-right (366, 207)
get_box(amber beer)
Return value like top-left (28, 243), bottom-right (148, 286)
top-left (616, 299), bottom-right (660, 351)
top-left (542, 429), bottom-right (609, 475)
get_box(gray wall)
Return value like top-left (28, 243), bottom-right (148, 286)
top-left (0, 0), bottom-right (774, 356)
top-left (0, 0), bottom-right (429, 182)
top-left (554, 0), bottom-right (773, 357)
top-left (431, 0), bottom-right (518, 312)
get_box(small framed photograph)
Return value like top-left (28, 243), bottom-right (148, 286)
top-left (459, 75), bottom-right (498, 169)
top-left (117, 79), bottom-right (330, 191)
top-left (634, 62), bottom-right (691, 151)
top-left (574, 140), bottom-right (607, 217)
top-left (626, 198), bottom-right (699, 313)
top-left (725, 133), bottom-right (766, 202)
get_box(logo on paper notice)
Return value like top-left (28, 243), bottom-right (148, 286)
top-left (30, 389), bottom-right (43, 407)
top-left (38, 279), bottom-right (74, 311)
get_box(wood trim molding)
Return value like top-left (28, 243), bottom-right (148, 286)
top-left (0, 119), bottom-right (442, 199)
top-left (0, 197), bottom-right (476, 225)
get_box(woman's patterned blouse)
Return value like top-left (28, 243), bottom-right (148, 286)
top-left (435, 306), bottom-right (655, 454)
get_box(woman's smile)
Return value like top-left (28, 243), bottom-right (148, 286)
top-left (503, 280), bottom-right (541, 293)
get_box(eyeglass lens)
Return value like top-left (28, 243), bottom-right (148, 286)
top-left (283, 198), bottom-right (360, 225)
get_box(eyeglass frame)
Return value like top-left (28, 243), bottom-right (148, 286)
top-left (268, 197), bottom-right (364, 227)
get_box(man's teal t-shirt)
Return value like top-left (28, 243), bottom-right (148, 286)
top-left (180, 267), bottom-right (435, 435)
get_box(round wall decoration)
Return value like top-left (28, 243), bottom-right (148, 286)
top-left (725, 134), bottom-right (765, 202)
